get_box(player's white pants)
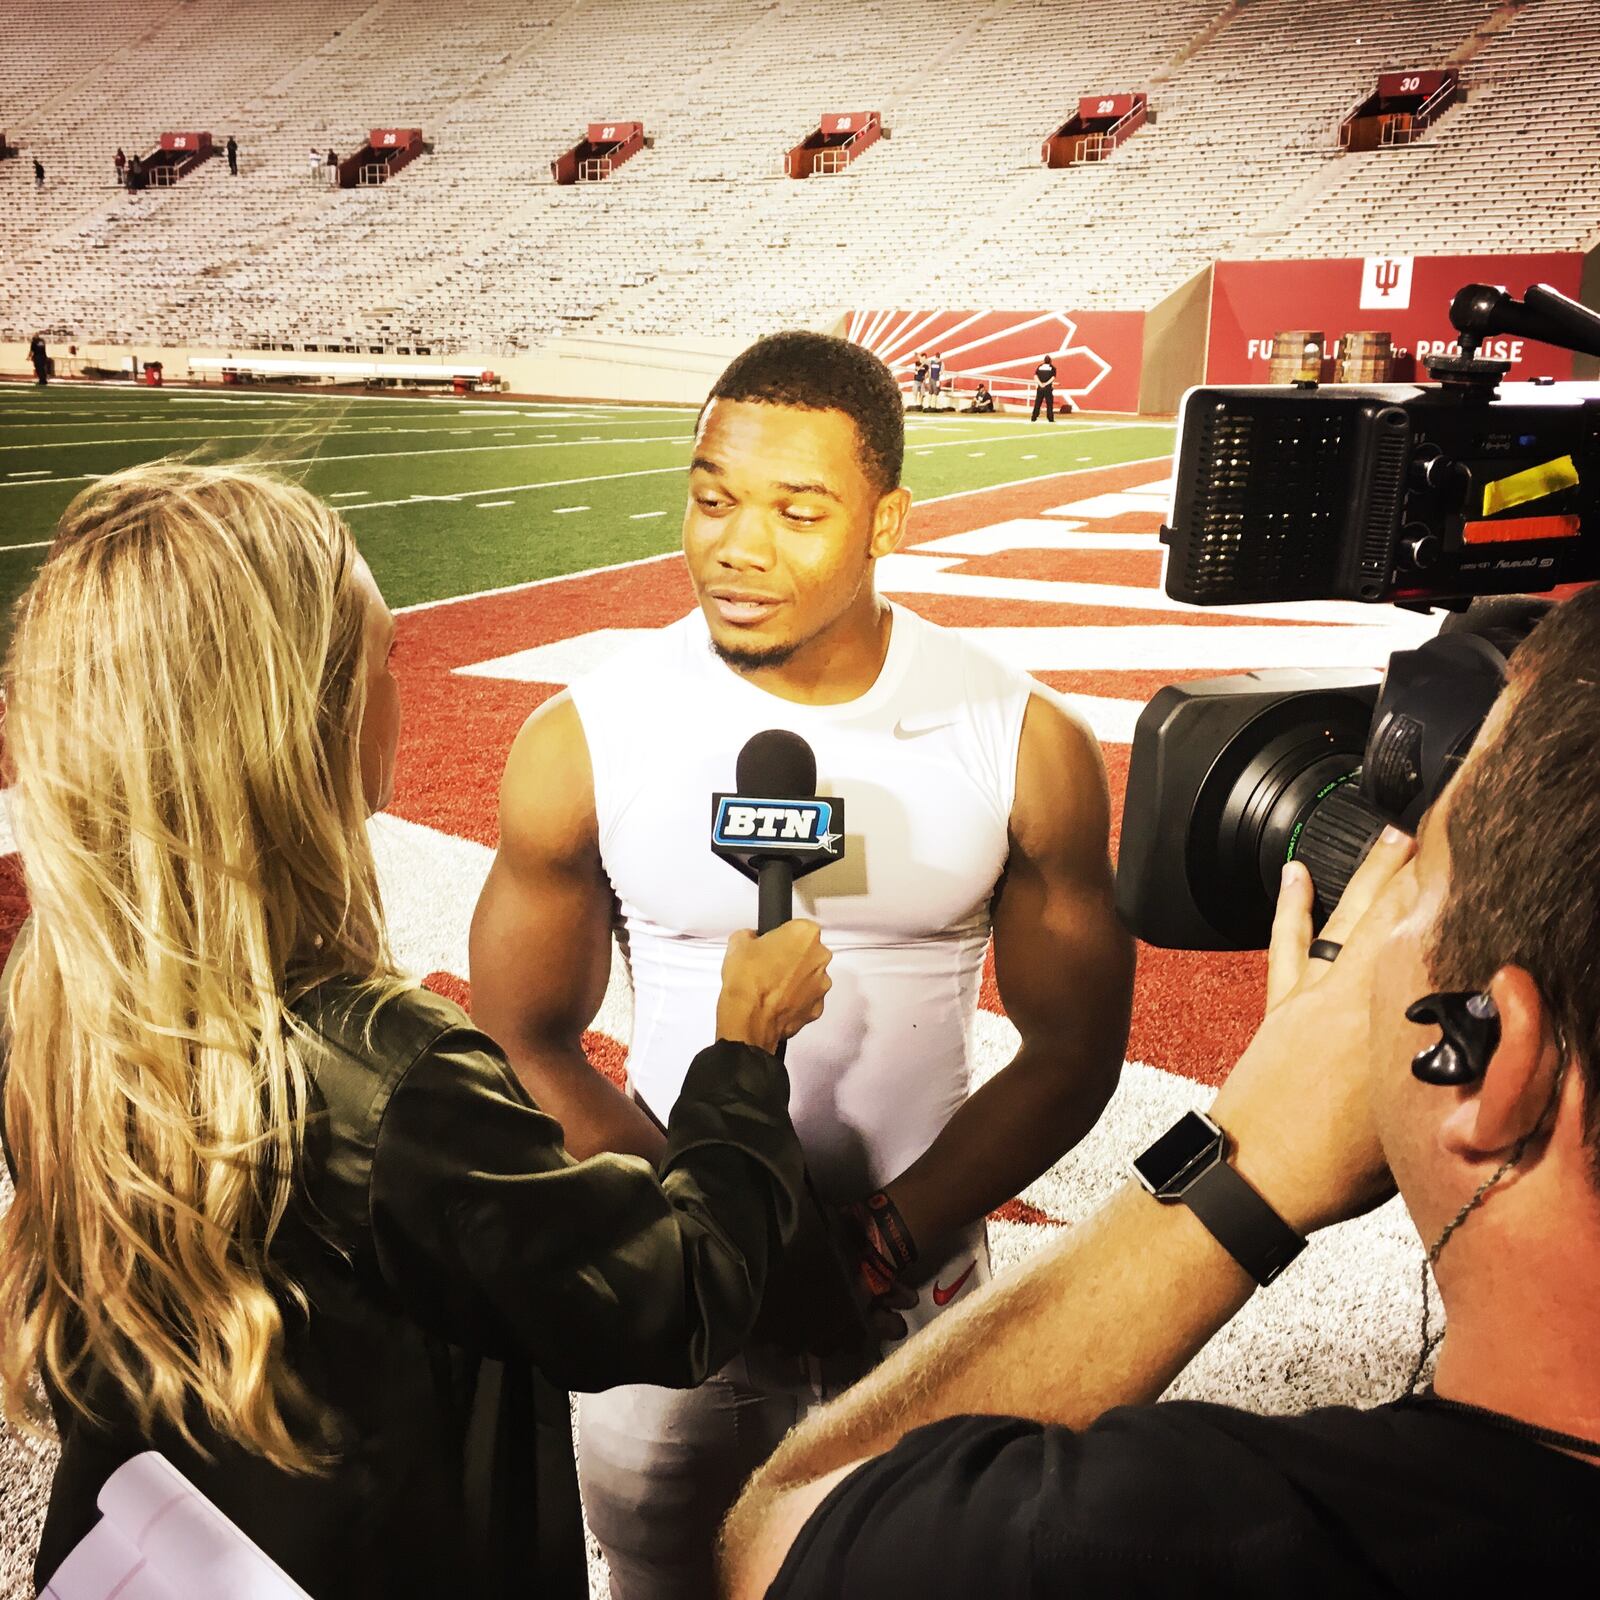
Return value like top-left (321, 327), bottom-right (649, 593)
top-left (578, 1224), bottom-right (989, 1600)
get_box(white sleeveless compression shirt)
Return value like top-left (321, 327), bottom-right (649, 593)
top-left (569, 602), bottom-right (1033, 1201)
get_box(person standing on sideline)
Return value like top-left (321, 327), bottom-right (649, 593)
top-left (114, 148), bottom-right (126, 186)
top-left (29, 334), bottom-right (49, 386)
top-left (226, 135), bottom-right (238, 176)
top-left (1031, 354), bottom-right (1057, 422)
top-left (470, 331), bottom-right (1134, 1600)
top-left (911, 352), bottom-right (929, 410)
top-left (325, 148), bottom-right (339, 188)
top-left (33, 157), bottom-right (44, 189)
top-left (925, 353), bottom-right (944, 411)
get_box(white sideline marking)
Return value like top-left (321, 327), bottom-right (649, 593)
top-left (329, 490), bottom-right (369, 499)
top-left (630, 510), bottom-right (666, 520)
top-left (1021, 454), bottom-right (1037, 460)
top-left (0, 540), bottom-right (53, 552)
top-left (392, 456), bottom-right (1177, 614)
top-left (552, 505), bottom-right (589, 514)
top-left (353, 463), bottom-right (682, 513)
top-left (914, 520), bottom-right (1160, 557)
top-left (453, 626), bottom-right (1151, 742)
top-left (456, 619), bottom-right (1418, 687)
top-left (477, 500), bottom-right (515, 508)
top-left (6, 469), bottom-right (50, 477)
top-left (876, 554), bottom-right (1432, 628)
top-left (1047, 490), bottom-right (1173, 519)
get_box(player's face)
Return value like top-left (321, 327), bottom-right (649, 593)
top-left (683, 400), bottom-right (905, 669)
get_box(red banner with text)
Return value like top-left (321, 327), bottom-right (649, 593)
top-left (844, 309), bottom-right (1145, 413)
top-left (1207, 254), bottom-right (1586, 383)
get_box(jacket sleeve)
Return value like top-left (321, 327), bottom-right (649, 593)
top-left (366, 1027), bottom-right (806, 1391)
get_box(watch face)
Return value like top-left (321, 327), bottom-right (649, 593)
top-left (1133, 1111), bottom-right (1222, 1196)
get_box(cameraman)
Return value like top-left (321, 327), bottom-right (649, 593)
top-left (723, 585), bottom-right (1600, 1596)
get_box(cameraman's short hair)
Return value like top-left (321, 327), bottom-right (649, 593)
top-left (1431, 584), bottom-right (1600, 1178)
top-left (705, 331), bottom-right (904, 495)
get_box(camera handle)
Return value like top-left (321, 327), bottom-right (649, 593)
top-left (1428, 282), bottom-right (1600, 396)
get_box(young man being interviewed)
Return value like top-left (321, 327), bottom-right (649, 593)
top-left (470, 331), bottom-right (1135, 1598)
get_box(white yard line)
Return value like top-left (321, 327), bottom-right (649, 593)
top-left (347, 463), bottom-right (686, 512)
top-left (0, 432), bottom-right (697, 488)
top-left (630, 510), bottom-right (666, 520)
top-left (477, 500), bottom-right (516, 508)
top-left (552, 505), bottom-right (589, 514)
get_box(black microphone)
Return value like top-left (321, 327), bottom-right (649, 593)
top-left (711, 729), bottom-right (845, 933)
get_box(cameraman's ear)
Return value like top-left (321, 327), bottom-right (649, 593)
top-left (1438, 966), bottom-right (1563, 1159)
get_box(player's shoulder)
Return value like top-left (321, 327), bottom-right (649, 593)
top-left (899, 604), bottom-right (1035, 705)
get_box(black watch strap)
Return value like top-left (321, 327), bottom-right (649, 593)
top-left (1181, 1158), bottom-right (1307, 1287)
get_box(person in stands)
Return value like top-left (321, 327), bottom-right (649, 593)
top-left (226, 135), bottom-right (238, 176)
top-left (33, 157), bottom-right (44, 189)
top-left (114, 148), bottom-right (126, 186)
top-left (325, 148), bottom-right (338, 188)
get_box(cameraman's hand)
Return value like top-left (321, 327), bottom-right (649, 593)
top-left (716, 920), bottom-right (833, 1056)
top-left (1211, 828), bottom-right (1416, 1236)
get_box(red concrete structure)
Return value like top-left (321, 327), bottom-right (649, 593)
top-left (145, 132), bottom-right (214, 186)
top-left (785, 112), bottom-right (882, 178)
top-left (1205, 252), bottom-right (1587, 383)
top-left (1340, 70), bottom-right (1460, 151)
top-left (339, 128), bottom-right (424, 188)
top-left (551, 122), bottom-right (646, 185)
top-left (1041, 95), bottom-right (1147, 167)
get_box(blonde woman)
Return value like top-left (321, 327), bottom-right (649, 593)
top-left (0, 463), bottom-right (831, 1598)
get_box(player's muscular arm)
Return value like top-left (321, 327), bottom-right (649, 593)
top-left (469, 693), bottom-right (666, 1163)
top-left (884, 692), bottom-right (1134, 1254)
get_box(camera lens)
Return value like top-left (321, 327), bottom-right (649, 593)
top-left (1290, 780), bottom-right (1389, 923)
top-left (1184, 691), bottom-right (1375, 945)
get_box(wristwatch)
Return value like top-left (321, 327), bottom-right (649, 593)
top-left (1130, 1111), bottom-right (1307, 1287)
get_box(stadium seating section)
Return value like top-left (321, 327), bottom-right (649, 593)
top-left (1, 0), bottom-right (1596, 356)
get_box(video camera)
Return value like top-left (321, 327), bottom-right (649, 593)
top-left (1116, 283), bottom-right (1600, 950)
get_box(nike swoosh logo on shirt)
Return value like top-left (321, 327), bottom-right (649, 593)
top-left (893, 716), bottom-right (952, 740)
top-left (931, 1261), bottom-right (978, 1307)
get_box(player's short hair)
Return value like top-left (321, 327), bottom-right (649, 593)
top-left (1430, 584), bottom-right (1600, 1182)
top-left (707, 331), bottom-right (904, 495)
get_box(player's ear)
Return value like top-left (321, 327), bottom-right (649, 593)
top-left (869, 486), bottom-right (911, 560)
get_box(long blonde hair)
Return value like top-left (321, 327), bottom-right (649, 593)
top-left (0, 461), bottom-right (402, 1472)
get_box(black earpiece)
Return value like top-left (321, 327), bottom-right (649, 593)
top-left (1406, 991), bottom-right (1500, 1086)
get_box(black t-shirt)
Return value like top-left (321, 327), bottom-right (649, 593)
top-left (769, 1399), bottom-right (1598, 1597)
top-left (1036, 360), bottom-right (1055, 386)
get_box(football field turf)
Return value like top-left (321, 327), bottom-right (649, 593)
top-left (0, 383), bottom-right (1177, 621)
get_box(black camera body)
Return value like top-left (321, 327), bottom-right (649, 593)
top-left (1116, 284), bottom-right (1600, 951)
top-left (1165, 383), bottom-right (1599, 609)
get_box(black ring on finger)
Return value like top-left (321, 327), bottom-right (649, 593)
top-left (1308, 939), bottom-right (1343, 963)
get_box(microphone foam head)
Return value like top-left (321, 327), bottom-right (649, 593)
top-left (737, 729), bottom-right (817, 798)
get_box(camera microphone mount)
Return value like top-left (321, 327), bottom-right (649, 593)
top-left (1428, 282), bottom-right (1600, 398)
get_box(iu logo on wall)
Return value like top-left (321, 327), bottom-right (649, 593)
top-left (1359, 256), bottom-right (1414, 310)
top-left (844, 309), bottom-right (1145, 413)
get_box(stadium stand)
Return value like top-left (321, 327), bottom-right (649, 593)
top-left (0, 0), bottom-right (1596, 360)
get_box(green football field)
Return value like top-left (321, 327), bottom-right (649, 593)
top-left (0, 384), bottom-right (1175, 620)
